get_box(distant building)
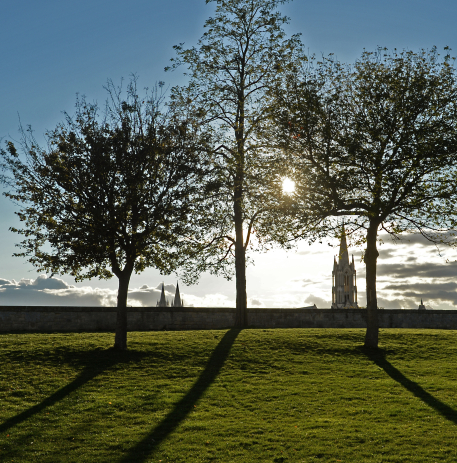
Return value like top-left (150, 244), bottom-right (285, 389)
top-left (156, 282), bottom-right (184, 307)
top-left (418, 299), bottom-right (426, 310)
top-left (332, 226), bottom-right (358, 308)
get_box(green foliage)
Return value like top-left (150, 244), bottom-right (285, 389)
top-left (1, 329), bottom-right (457, 462)
top-left (0, 77), bottom-right (210, 284)
top-left (268, 47), bottom-right (457, 245)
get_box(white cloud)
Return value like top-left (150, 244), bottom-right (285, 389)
top-left (0, 232), bottom-right (456, 310)
top-left (0, 275), bottom-right (116, 306)
top-left (127, 285), bottom-right (170, 307)
top-left (304, 294), bottom-right (331, 309)
top-left (0, 275), bottom-right (234, 308)
top-left (182, 293), bottom-right (234, 308)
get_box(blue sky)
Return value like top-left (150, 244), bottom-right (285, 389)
top-left (1, 0), bottom-right (457, 308)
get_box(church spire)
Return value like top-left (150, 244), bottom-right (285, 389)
top-left (332, 224), bottom-right (358, 309)
top-left (158, 283), bottom-right (167, 307)
top-left (338, 224), bottom-right (349, 265)
top-left (173, 282), bottom-right (183, 307)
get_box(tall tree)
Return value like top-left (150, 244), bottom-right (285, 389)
top-left (0, 78), bottom-right (210, 350)
top-left (268, 48), bottom-right (457, 347)
top-left (168, 0), bottom-right (303, 326)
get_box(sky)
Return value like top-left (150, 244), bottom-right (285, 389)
top-left (1, 0), bottom-right (457, 309)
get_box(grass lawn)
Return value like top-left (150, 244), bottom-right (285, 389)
top-left (0, 328), bottom-right (457, 462)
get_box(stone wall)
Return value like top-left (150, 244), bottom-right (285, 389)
top-left (1, 306), bottom-right (457, 332)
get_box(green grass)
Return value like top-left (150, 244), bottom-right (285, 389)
top-left (1, 329), bottom-right (457, 462)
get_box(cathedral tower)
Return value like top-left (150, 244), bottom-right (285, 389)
top-left (332, 226), bottom-right (358, 308)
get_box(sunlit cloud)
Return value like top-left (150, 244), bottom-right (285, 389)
top-left (0, 275), bottom-right (117, 306)
top-left (1, 231), bottom-right (456, 309)
top-left (182, 293), bottom-right (234, 308)
top-left (304, 294), bottom-right (331, 308)
top-left (0, 277), bottom-right (183, 307)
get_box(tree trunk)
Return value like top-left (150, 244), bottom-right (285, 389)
top-left (234, 186), bottom-right (247, 328)
top-left (364, 221), bottom-right (380, 348)
top-left (114, 271), bottom-right (132, 350)
top-left (234, 85), bottom-right (247, 328)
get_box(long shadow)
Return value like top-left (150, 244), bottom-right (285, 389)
top-left (119, 328), bottom-right (240, 463)
top-left (363, 348), bottom-right (457, 425)
top-left (0, 348), bottom-right (141, 434)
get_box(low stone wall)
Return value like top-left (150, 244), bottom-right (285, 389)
top-left (1, 306), bottom-right (457, 332)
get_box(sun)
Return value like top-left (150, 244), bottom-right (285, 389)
top-left (282, 177), bottom-right (295, 195)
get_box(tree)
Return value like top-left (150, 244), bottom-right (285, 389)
top-left (0, 78), bottom-right (210, 350)
top-left (168, 0), bottom-right (303, 326)
top-left (268, 48), bottom-right (457, 347)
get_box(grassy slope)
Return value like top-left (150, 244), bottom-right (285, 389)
top-left (0, 329), bottom-right (456, 462)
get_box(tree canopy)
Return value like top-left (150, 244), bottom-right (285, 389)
top-left (267, 47), bottom-right (457, 347)
top-left (168, 0), bottom-right (304, 326)
top-left (0, 78), bottom-right (210, 350)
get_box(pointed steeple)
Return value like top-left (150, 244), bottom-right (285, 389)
top-left (158, 283), bottom-right (167, 307)
top-left (173, 282), bottom-right (182, 308)
top-left (338, 224), bottom-right (349, 265)
top-left (332, 224), bottom-right (358, 309)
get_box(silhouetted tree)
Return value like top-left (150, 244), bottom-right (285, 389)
top-left (168, 0), bottom-right (303, 326)
top-left (0, 78), bottom-right (210, 350)
top-left (268, 48), bottom-right (457, 347)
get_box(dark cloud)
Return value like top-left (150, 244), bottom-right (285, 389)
top-left (403, 290), bottom-right (457, 305)
top-left (342, 231), bottom-right (452, 254)
top-left (389, 232), bottom-right (455, 247)
top-left (383, 281), bottom-right (457, 306)
top-left (377, 262), bottom-right (457, 279)
top-left (378, 248), bottom-right (397, 260)
top-left (385, 281), bottom-right (457, 292)
top-left (356, 267), bottom-right (366, 278)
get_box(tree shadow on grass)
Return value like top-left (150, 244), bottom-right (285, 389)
top-left (363, 347), bottom-right (457, 425)
top-left (0, 348), bottom-right (145, 434)
top-left (118, 328), bottom-right (240, 463)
